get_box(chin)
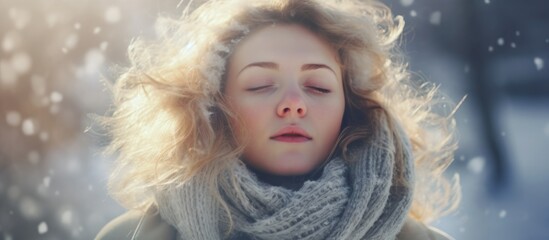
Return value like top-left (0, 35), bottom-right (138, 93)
top-left (268, 162), bottom-right (319, 176)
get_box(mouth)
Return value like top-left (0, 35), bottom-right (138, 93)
top-left (270, 126), bottom-right (312, 143)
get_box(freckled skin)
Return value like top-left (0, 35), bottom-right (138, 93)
top-left (224, 24), bottom-right (345, 176)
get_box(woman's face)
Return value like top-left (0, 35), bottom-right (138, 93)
top-left (224, 24), bottom-right (345, 176)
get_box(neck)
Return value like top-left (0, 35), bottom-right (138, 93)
top-left (246, 166), bottom-right (324, 191)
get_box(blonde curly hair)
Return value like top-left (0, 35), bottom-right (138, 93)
top-left (101, 0), bottom-right (461, 223)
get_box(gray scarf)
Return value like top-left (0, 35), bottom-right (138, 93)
top-left (156, 115), bottom-right (414, 240)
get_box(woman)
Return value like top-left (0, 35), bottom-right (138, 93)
top-left (96, 0), bottom-right (460, 239)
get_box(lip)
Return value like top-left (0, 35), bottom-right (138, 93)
top-left (270, 126), bottom-right (312, 143)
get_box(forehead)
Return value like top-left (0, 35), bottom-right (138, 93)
top-left (229, 24), bottom-right (339, 68)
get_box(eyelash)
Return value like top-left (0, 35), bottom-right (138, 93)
top-left (308, 86), bottom-right (331, 94)
top-left (246, 85), bottom-right (331, 94)
top-left (246, 85), bottom-right (272, 92)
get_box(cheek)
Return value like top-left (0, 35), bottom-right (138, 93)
top-left (231, 101), bottom-right (271, 135)
top-left (312, 97), bottom-right (345, 136)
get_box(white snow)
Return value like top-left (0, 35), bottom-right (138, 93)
top-left (22, 118), bottom-right (36, 136)
top-left (510, 42), bottom-right (516, 48)
top-left (2, 32), bottom-right (17, 52)
top-left (11, 52), bottom-right (32, 74)
top-left (94, 27), bottom-right (102, 34)
top-left (74, 22), bottom-right (81, 30)
top-left (6, 111), bottom-right (21, 127)
top-left (84, 48), bottom-right (105, 75)
top-left (38, 221), bottom-right (48, 234)
top-left (20, 197), bottom-right (42, 220)
top-left (429, 11), bottom-right (442, 25)
top-left (488, 46), bottom-right (494, 52)
top-left (497, 38), bottom-right (504, 46)
top-left (50, 91), bottom-right (63, 103)
top-left (467, 156), bottom-right (485, 174)
top-left (499, 210), bottom-right (507, 218)
top-left (104, 6), bottom-right (122, 24)
top-left (61, 210), bottom-right (73, 225)
top-left (43, 177), bottom-right (51, 188)
top-left (100, 41), bottom-right (109, 51)
top-left (534, 57), bottom-right (544, 70)
top-left (484, 0), bottom-right (490, 4)
top-left (46, 13), bottom-right (58, 28)
top-left (400, 0), bottom-right (414, 7)
top-left (410, 10), bottom-right (417, 17)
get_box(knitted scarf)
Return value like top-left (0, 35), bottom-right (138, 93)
top-left (156, 115), bottom-right (414, 240)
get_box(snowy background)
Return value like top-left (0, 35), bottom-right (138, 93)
top-left (0, 0), bottom-right (548, 239)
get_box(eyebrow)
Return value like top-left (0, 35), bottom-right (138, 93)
top-left (237, 62), bottom-right (337, 77)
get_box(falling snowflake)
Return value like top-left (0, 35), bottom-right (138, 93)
top-left (484, 0), bottom-right (490, 4)
top-left (46, 13), bottom-right (58, 28)
top-left (499, 210), bottom-right (507, 218)
top-left (467, 156), bottom-right (485, 174)
top-left (2, 32), bottom-right (19, 52)
top-left (43, 177), bottom-right (51, 188)
top-left (410, 10), bottom-right (417, 17)
top-left (22, 118), bottom-right (37, 136)
top-left (50, 91), bottom-right (63, 103)
top-left (497, 38), bottom-right (504, 46)
top-left (61, 210), bottom-right (73, 225)
top-left (488, 46), bottom-right (494, 52)
top-left (11, 52), bottom-right (32, 74)
top-left (400, 0), bottom-right (414, 7)
top-left (74, 22), bottom-right (81, 30)
top-left (38, 222), bottom-right (48, 234)
top-left (534, 57), bottom-right (544, 70)
top-left (515, 31), bottom-right (521, 36)
top-left (100, 41), bottom-right (109, 51)
top-left (94, 27), bottom-right (102, 34)
top-left (429, 11), bottom-right (441, 25)
top-left (6, 111), bottom-right (21, 127)
top-left (105, 6), bottom-right (122, 24)
top-left (20, 197), bottom-right (42, 220)
top-left (510, 42), bottom-right (516, 48)
top-left (84, 49), bottom-right (105, 75)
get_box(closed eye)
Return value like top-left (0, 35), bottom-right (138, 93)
top-left (308, 86), bottom-right (331, 93)
top-left (246, 85), bottom-right (272, 92)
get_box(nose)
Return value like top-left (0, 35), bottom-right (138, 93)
top-left (276, 90), bottom-right (307, 118)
